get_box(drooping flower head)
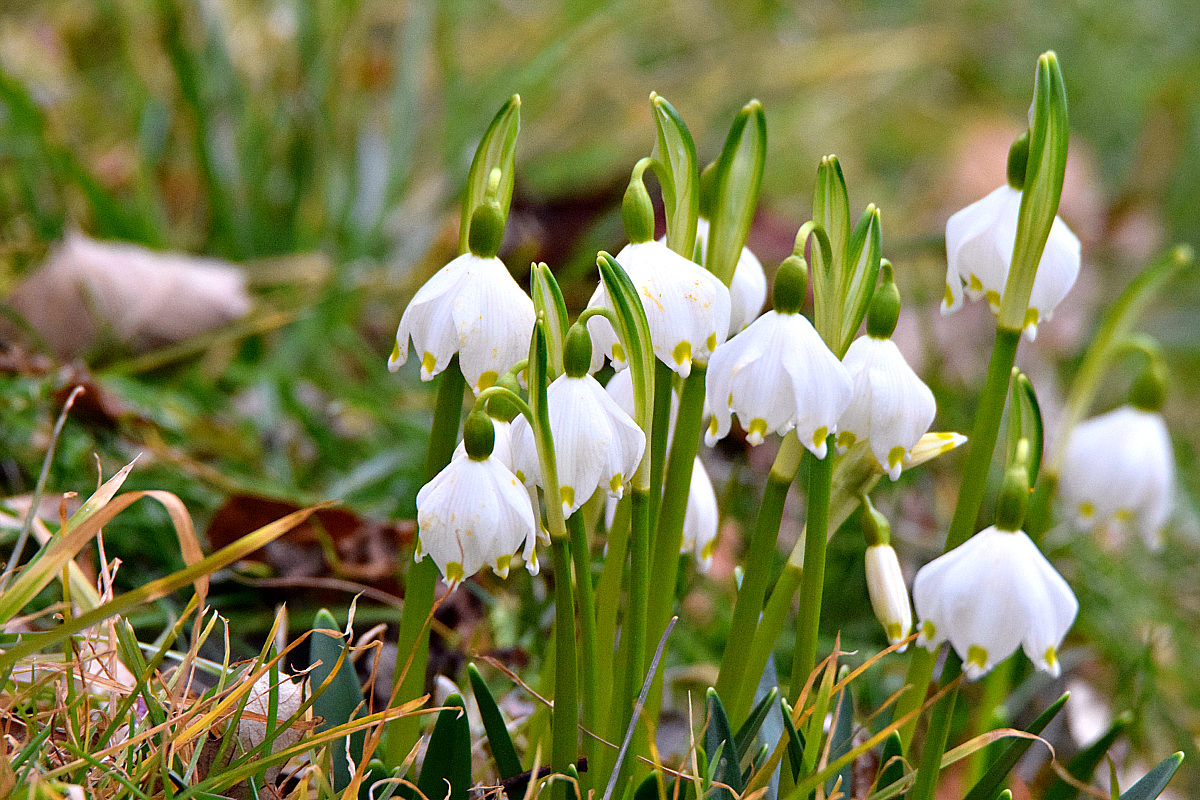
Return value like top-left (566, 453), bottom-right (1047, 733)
top-left (416, 411), bottom-right (539, 587)
top-left (704, 255), bottom-right (852, 458)
top-left (837, 263), bottom-right (937, 479)
top-left (1058, 358), bottom-right (1175, 548)
top-left (389, 206), bottom-right (535, 393)
top-left (913, 455), bottom-right (1077, 679)
top-left (511, 324), bottom-right (646, 518)
top-left (942, 184), bottom-right (1080, 341)
top-left (860, 498), bottom-right (913, 650)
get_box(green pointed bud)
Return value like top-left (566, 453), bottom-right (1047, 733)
top-left (622, 164), bottom-right (656, 244)
top-left (462, 410), bottom-right (496, 460)
top-left (866, 260), bottom-right (901, 339)
top-left (1007, 130), bottom-right (1030, 190)
top-left (467, 201), bottom-right (505, 258)
top-left (1129, 356), bottom-right (1167, 412)
top-left (995, 439), bottom-right (1031, 532)
top-left (860, 495), bottom-right (892, 546)
top-left (562, 323), bottom-right (593, 378)
top-left (485, 373), bottom-right (523, 422)
top-left (772, 255), bottom-right (808, 315)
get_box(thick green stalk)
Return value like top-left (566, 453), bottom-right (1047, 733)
top-left (647, 361), bottom-right (675, 534)
top-left (593, 496), bottom-right (630, 771)
top-left (715, 433), bottom-right (804, 713)
top-left (790, 440), bottom-right (835, 700)
top-left (645, 367), bottom-right (708, 665)
top-left (551, 539), bottom-right (580, 798)
top-left (894, 326), bottom-right (1021, 747)
top-left (735, 561), bottom-right (803, 719)
top-left (567, 512), bottom-right (598, 791)
top-left (909, 657), bottom-right (962, 800)
top-left (386, 363), bottom-right (465, 764)
top-left (615, 486), bottom-right (652, 787)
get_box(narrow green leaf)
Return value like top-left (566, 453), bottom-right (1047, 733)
top-left (876, 731), bottom-right (906, 793)
top-left (825, 685), bottom-right (855, 797)
top-left (813, 155), bottom-right (851, 267)
top-left (309, 608), bottom-right (367, 793)
top-left (468, 664), bottom-right (522, 780)
top-left (597, 252), bottom-right (655, 441)
top-left (705, 688), bottom-right (744, 798)
top-left (962, 691), bottom-right (1070, 800)
top-left (1118, 753), bottom-right (1184, 800)
top-left (418, 694), bottom-right (473, 800)
top-left (1044, 712), bottom-right (1131, 800)
top-left (779, 699), bottom-right (805, 782)
top-left (459, 95), bottom-right (521, 254)
top-left (531, 263), bottom-right (569, 378)
top-left (734, 686), bottom-right (778, 761)
top-left (705, 100), bottom-right (767, 285)
top-left (650, 93), bottom-right (699, 258)
top-left (633, 773), bottom-right (661, 800)
top-left (1015, 372), bottom-right (1044, 485)
top-left (838, 205), bottom-right (882, 355)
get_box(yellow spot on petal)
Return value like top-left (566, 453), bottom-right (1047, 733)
top-left (747, 418), bottom-right (768, 445)
top-left (1024, 308), bottom-right (1040, 330)
top-left (886, 622), bottom-right (904, 643)
top-left (943, 283), bottom-right (955, 306)
top-left (888, 446), bottom-right (907, 470)
top-left (673, 340), bottom-right (692, 366)
top-left (812, 426), bottom-right (828, 449)
top-left (706, 333), bottom-right (717, 353)
top-left (477, 370), bottom-right (498, 391)
top-left (390, 342), bottom-right (401, 362)
top-left (1115, 508), bottom-right (1134, 522)
top-left (494, 554), bottom-right (511, 578)
top-left (1044, 646), bottom-right (1059, 671)
top-left (612, 342), bottom-right (626, 363)
top-left (921, 620), bottom-right (937, 640)
top-left (421, 352), bottom-right (438, 374)
top-left (1077, 501), bottom-right (1095, 519)
top-left (708, 417), bottom-right (720, 437)
top-left (985, 289), bottom-right (1002, 309)
top-left (560, 485), bottom-right (576, 510)
top-left (968, 274), bottom-right (983, 292)
top-left (701, 539), bottom-right (718, 561)
top-left (515, 469), bottom-right (526, 483)
top-left (610, 473), bottom-right (624, 493)
top-left (837, 431), bottom-right (856, 450)
top-left (966, 645), bottom-right (989, 671)
top-left (445, 562), bottom-right (464, 585)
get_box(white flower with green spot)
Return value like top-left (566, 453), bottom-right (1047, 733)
top-left (1059, 405), bottom-right (1174, 549)
top-left (837, 336), bottom-right (937, 480)
top-left (913, 525), bottom-right (1078, 679)
top-left (682, 457), bottom-right (720, 572)
top-left (585, 240), bottom-right (731, 378)
top-left (864, 544), bottom-right (913, 651)
top-left (703, 308), bottom-right (851, 458)
top-left (510, 372), bottom-right (646, 518)
top-left (415, 451), bottom-right (539, 589)
top-left (943, 185), bottom-right (1080, 341)
top-left (389, 252), bottom-right (535, 394)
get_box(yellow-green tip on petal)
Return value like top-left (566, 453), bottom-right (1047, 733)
top-left (493, 554), bottom-right (512, 579)
top-left (747, 418), bottom-right (768, 446)
top-left (560, 485), bottom-right (575, 512)
top-left (444, 561), bottom-right (464, 587)
top-left (421, 351), bottom-right (438, 377)
top-left (966, 645), bottom-right (989, 678)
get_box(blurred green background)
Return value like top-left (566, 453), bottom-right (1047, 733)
top-left (1, 0), bottom-right (1197, 793)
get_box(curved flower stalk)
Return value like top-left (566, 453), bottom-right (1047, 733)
top-left (389, 246), bottom-right (535, 393)
top-left (913, 525), bottom-right (1077, 679)
top-left (511, 326), bottom-right (646, 518)
top-left (415, 413), bottom-right (538, 587)
top-left (586, 240), bottom-right (731, 378)
top-left (704, 255), bottom-right (851, 457)
top-left (837, 264), bottom-right (937, 479)
top-left (942, 184), bottom-right (1080, 341)
top-left (1059, 405), bottom-right (1174, 548)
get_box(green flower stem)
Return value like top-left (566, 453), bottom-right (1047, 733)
top-left (567, 512), bottom-right (598, 791)
top-left (551, 538), bottom-right (580, 798)
top-left (645, 366), bottom-right (708, 665)
top-left (647, 361), bottom-right (675, 534)
top-left (614, 485), bottom-right (653, 788)
top-left (737, 561), bottom-right (803, 717)
top-left (895, 326), bottom-right (1020, 749)
top-left (386, 362), bottom-right (465, 765)
top-left (593, 496), bottom-right (630, 776)
top-left (714, 432), bottom-right (805, 717)
top-left (790, 438), bottom-right (836, 700)
top-left (909, 656), bottom-right (962, 800)
top-left (967, 656), bottom-right (1015, 784)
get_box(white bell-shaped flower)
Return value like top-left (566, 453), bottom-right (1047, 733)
top-left (943, 185), bottom-right (1081, 341)
top-left (681, 457), bottom-right (720, 572)
top-left (1058, 405), bottom-right (1174, 549)
top-left (913, 525), bottom-right (1078, 679)
top-left (837, 337), bottom-right (937, 480)
top-left (704, 258), bottom-right (851, 458)
top-left (510, 372), bottom-right (646, 518)
top-left (585, 240), bottom-right (731, 378)
top-left (689, 217), bottom-right (767, 335)
top-left (864, 544), bottom-right (913, 651)
top-left (415, 449), bottom-right (539, 588)
top-left (389, 252), bottom-right (535, 394)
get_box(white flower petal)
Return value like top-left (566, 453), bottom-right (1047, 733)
top-left (681, 457), bottom-right (719, 572)
top-left (865, 544), bottom-right (913, 649)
